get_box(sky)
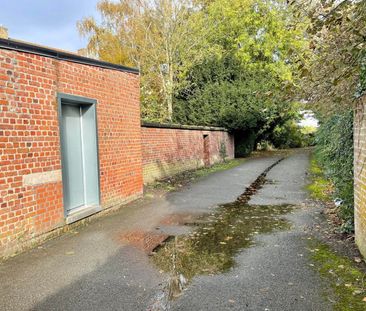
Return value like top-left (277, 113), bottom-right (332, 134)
top-left (298, 111), bottom-right (319, 128)
top-left (0, 0), bottom-right (101, 52)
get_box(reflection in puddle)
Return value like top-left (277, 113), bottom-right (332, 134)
top-left (151, 202), bottom-right (294, 298)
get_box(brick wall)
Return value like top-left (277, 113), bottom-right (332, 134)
top-left (141, 124), bottom-right (234, 184)
top-left (354, 96), bottom-right (366, 257)
top-left (0, 46), bottom-right (143, 256)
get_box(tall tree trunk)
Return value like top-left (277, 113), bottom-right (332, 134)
top-left (166, 63), bottom-right (174, 122)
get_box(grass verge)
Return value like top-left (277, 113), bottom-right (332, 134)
top-left (307, 156), bottom-right (333, 201)
top-left (309, 239), bottom-right (366, 310)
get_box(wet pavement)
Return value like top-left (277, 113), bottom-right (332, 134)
top-left (151, 150), bottom-right (332, 311)
top-left (152, 204), bottom-right (294, 289)
top-left (0, 150), bottom-right (332, 310)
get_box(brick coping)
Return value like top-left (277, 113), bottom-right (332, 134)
top-left (141, 121), bottom-right (228, 132)
top-left (0, 38), bottom-right (139, 74)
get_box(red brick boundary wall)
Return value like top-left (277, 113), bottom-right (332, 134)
top-left (141, 122), bottom-right (234, 184)
top-left (354, 96), bottom-right (366, 257)
top-left (0, 39), bottom-right (143, 257)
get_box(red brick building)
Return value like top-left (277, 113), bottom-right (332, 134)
top-left (0, 38), bottom-right (143, 256)
top-left (0, 36), bottom-right (234, 257)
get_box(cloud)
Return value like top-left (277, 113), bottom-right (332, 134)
top-left (0, 0), bottom-right (100, 51)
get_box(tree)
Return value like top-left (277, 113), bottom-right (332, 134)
top-left (292, 0), bottom-right (366, 115)
top-left (173, 0), bottom-right (308, 155)
top-left (78, 0), bottom-right (204, 122)
top-left (79, 0), bottom-right (308, 154)
top-left (290, 1), bottom-right (365, 232)
top-left (202, 0), bottom-right (307, 80)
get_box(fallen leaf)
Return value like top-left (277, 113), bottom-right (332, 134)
top-left (362, 297), bottom-right (366, 302)
top-left (354, 257), bottom-right (362, 263)
top-left (65, 251), bottom-right (74, 255)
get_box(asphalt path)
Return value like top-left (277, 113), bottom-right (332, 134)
top-left (0, 150), bottom-right (331, 311)
top-left (171, 151), bottom-right (332, 311)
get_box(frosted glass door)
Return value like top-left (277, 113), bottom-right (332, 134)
top-left (61, 104), bottom-right (85, 211)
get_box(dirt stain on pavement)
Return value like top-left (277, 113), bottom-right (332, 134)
top-left (151, 202), bottom-right (294, 298)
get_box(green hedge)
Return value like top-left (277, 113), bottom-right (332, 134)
top-left (315, 110), bottom-right (354, 232)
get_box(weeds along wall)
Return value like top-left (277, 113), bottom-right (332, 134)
top-left (141, 122), bottom-right (235, 184)
top-left (0, 39), bottom-right (143, 257)
top-left (315, 109), bottom-right (354, 231)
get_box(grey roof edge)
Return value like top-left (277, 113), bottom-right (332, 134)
top-left (141, 121), bottom-right (228, 132)
top-left (0, 38), bottom-right (139, 75)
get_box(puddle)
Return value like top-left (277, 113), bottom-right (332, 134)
top-left (148, 157), bottom-right (292, 302)
top-left (151, 202), bottom-right (294, 298)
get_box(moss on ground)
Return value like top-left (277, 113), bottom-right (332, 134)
top-left (307, 157), bottom-right (334, 201)
top-left (193, 159), bottom-right (246, 178)
top-left (309, 239), bottom-right (366, 310)
top-left (148, 158), bottom-right (246, 192)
